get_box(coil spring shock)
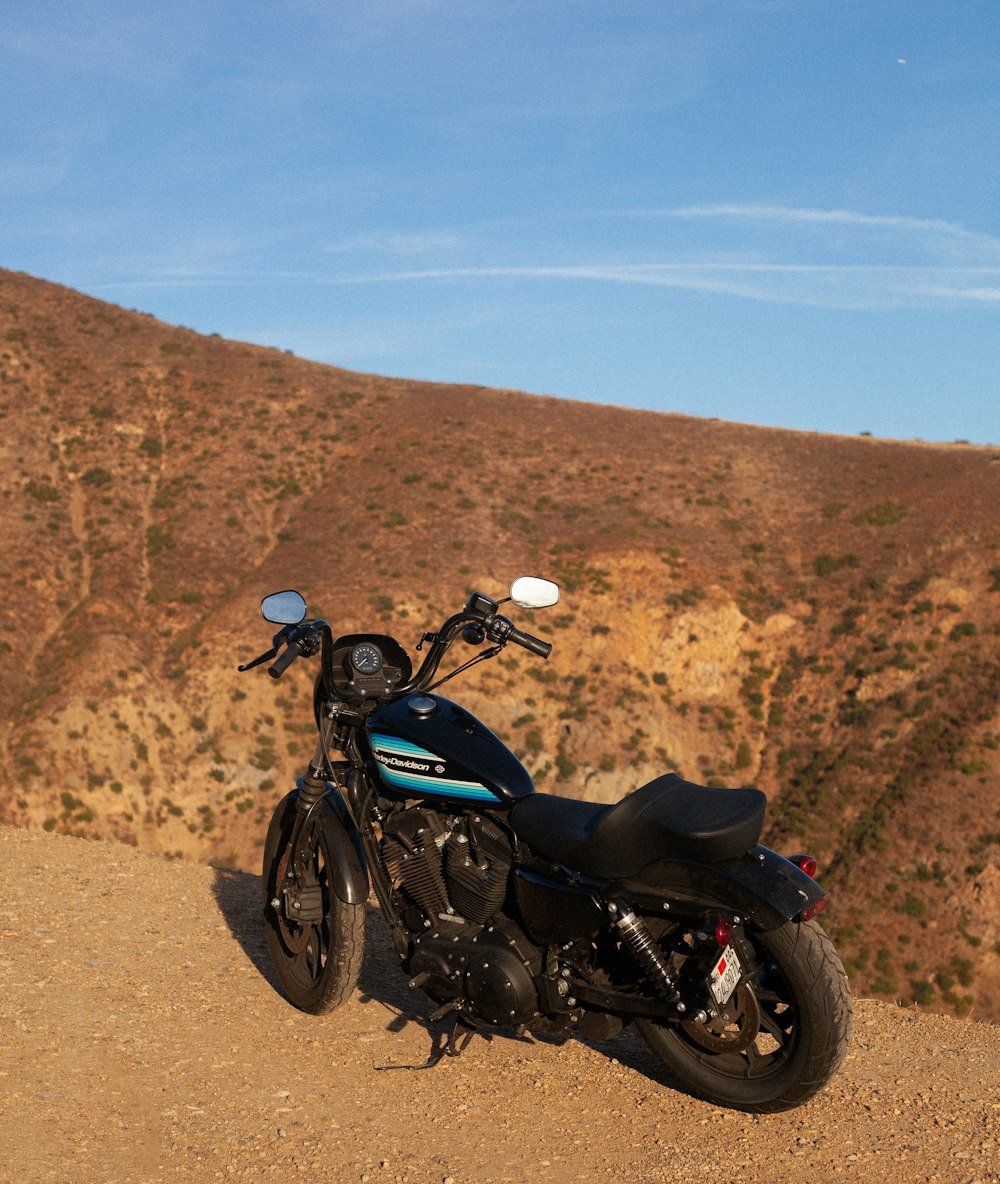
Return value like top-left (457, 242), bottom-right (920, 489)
top-left (611, 903), bottom-right (682, 1004)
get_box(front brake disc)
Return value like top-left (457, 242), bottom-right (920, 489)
top-left (274, 846), bottom-right (316, 954)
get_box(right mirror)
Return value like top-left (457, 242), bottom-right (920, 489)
top-left (261, 589), bottom-right (307, 625)
top-left (510, 576), bottom-right (560, 610)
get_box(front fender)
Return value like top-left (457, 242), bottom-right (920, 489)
top-left (266, 783), bottom-right (369, 907)
top-left (620, 845), bottom-right (825, 931)
top-left (314, 781), bottom-right (369, 906)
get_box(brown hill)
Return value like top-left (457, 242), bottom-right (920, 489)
top-left (1, 267), bottom-right (998, 1019)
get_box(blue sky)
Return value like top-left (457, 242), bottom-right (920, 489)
top-left (3, 1), bottom-right (998, 443)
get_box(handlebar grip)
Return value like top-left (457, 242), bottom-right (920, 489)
top-left (268, 641), bottom-right (301, 679)
top-left (509, 626), bottom-right (552, 659)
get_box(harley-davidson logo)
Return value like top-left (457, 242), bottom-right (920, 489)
top-left (376, 752), bottom-right (434, 773)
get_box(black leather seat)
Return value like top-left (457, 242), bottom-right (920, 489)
top-left (510, 773), bottom-right (766, 880)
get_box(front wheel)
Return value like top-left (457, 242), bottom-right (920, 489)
top-left (262, 793), bottom-right (366, 1014)
top-left (637, 919), bottom-right (852, 1113)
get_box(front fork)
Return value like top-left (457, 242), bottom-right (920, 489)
top-left (272, 725), bottom-right (348, 922)
top-left (270, 774), bottom-right (329, 928)
top-left (285, 735), bottom-right (334, 881)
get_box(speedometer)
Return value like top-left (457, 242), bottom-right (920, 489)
top-left (350, 642), bottom-right (383, 675)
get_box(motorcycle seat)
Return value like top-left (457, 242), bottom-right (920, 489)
top-left (510, 773), bottom-right (766, 879)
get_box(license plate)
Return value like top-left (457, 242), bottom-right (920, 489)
top-left (709, 945), bottom-right (742, 1006)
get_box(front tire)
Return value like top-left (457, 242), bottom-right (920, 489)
top-left (637, 919), bottom-right (852, 1113)
top-left (262, 793), bottom-right (366, 1014)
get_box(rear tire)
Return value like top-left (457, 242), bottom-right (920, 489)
top-left (262, 793), bottom-right (366, 1014)
top-left (637, 919), bottom-right (852, 1113)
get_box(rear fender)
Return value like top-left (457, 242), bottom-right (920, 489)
top-left (620, 845), bottom-right (825, 931)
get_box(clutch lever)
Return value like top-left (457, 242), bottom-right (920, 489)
top-left (237, 623), bottom-right (297, 673)
top-left (237, 646), bottom-right (278, 673)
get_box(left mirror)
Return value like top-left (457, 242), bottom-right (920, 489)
top-left (510, 576), bottom-right (560, 610)
top-left (261, 590), bottom-right (307, 625)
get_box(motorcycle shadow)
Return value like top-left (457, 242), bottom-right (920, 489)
top-left (211, 870), bottom-right (679, 1090)
top-left (210, 865), bottom-right (281, 992)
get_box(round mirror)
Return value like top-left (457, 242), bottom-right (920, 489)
top-left (509, 576), bottom-right (560, 610)
top-left (261, 589), bottom-right (307, 625)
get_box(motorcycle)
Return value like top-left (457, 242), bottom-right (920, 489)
top-left (238, 576), bottom-right (852, 1113)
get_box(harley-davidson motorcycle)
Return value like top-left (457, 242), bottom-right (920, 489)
top-left (238, 577), bottom-right (852, 1112)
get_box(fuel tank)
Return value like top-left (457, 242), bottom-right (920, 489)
top-left (364, 693), bottom-right (534, 807)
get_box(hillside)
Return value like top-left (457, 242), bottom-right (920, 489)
top-left (1, 267), bottom-right (998, 1020)
top-left (2, 825), bottom-right (998, 1184)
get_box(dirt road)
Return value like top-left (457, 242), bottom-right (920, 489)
top-left (1, 826), bottom-right (996, 1184)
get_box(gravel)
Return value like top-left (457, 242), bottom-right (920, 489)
top-left (1, 825), bottom-right (997, 1184)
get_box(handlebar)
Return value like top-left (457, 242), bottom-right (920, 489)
top-left (241, 592), bottom-right (553, 695)
top-left (268, 639), bottom-right (302, 678)
top-left (508, 625), bottom-right (552, 659)
top-left (485, 614), bottom-right (552, 659)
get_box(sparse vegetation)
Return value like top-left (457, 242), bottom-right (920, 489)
top-left (0, 265), bottom-right (997, 1020)
top-left (853, 499), bottom-right (908, 527)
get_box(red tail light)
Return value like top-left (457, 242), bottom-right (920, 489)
top-left (790, 854), bottom-right (818, 878)
top-left (715, 919), bottom-right (732, 947)
top-left (801, 898), bottom-right (827, 922)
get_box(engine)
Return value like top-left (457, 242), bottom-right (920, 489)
top-left (380, 804), bottom-right (542, 1025)
top-left (380, 805), bottom-right (513, 927)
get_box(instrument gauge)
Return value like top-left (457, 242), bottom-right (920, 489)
top-left (350, 642), bottom-right (384, 676)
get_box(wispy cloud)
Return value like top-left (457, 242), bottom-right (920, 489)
top-left (86, 262), bottom-right (1000, 311)
top-left (81, 206), bottom-right (1000, 313)
top-left (909, 283), bottom-right (1000, 302)
top-left (310, 205), bottom-right (1000, 310)
top-left (321, 261), bottom-right (1000, 310)
top-left (641, 204), bottom-right (1000, 262)
top-left (651, 204), bottom-right (995, 239)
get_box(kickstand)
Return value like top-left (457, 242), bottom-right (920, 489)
top-left (374, 1006), bottom-right (478, 1072)
top-left (445, 1019), bottom-right (477, 1058)
top-left (374, 1027), bottom-right (449, 1072)
top-left (428, 1000), bottom-right (478, 1058)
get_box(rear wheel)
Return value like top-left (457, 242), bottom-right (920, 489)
top-left (637, 919), bottom-right (852, 1112)
top-left (263, 793), bottom-right (366, 1014)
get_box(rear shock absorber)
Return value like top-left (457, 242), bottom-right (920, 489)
top-left (610, 902), bottom-right (683, 1006)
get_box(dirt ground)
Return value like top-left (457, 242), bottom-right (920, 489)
top-left (1, 825), bottom-right (997, 1184)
